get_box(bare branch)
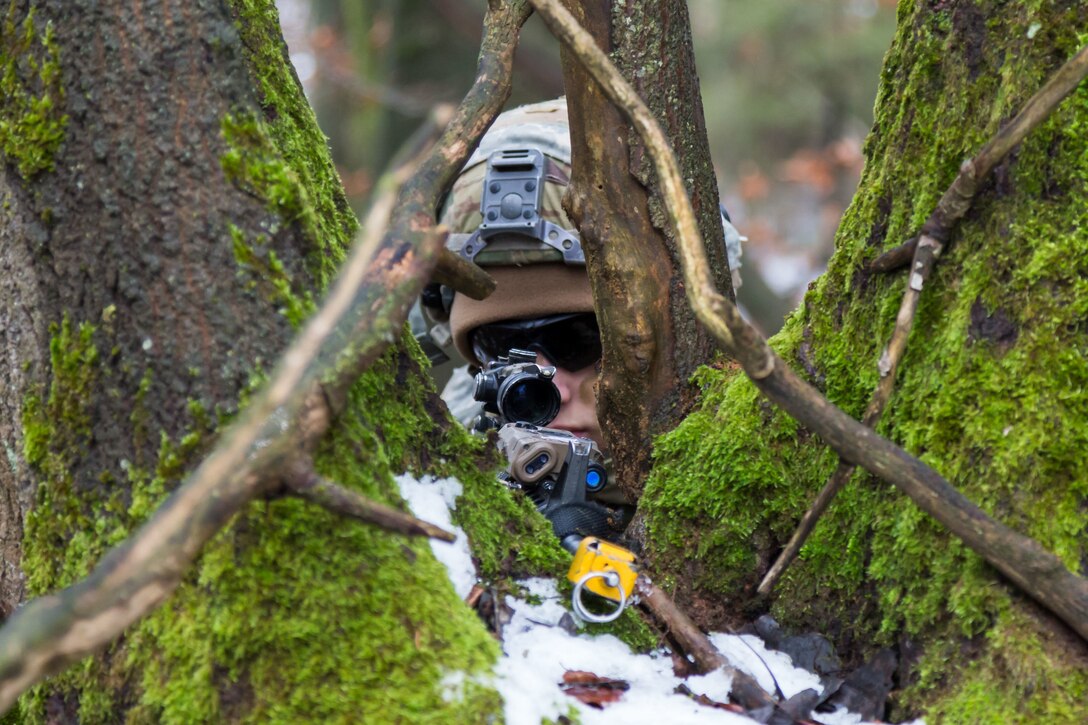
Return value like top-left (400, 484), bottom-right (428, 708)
top-left (530, 0), bottom-right (1088, 643)
top-left (867, 236), bottom-right (917, 274)
top-left (430, 0), bottom-right (566, 96)
top-left (760, 41), bottom-right (1088, 595)
top-left (870, 44), bottom-right (1088, 274)
top-left (393, 106), bottom-right (497, 300)
top-left (636, 576), bottom-right (776, 712)
top-left (432, 247), bottom-right (497, 300)
top-left (285, 463), bottom-right (456, 542)
top-left (0, 1), bottom-right (532, 711)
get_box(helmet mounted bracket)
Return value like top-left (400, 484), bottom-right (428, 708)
top-left (455, 148), bottom-right (585, 265)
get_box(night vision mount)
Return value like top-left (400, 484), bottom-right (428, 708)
top-left (455, 148), bottom-right (585, 265)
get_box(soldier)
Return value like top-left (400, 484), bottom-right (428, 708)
top-left (419, 97), bottom-right (742, 513)
top-left (421, 98), bottom-right (599, 438)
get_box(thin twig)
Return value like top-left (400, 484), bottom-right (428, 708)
top-left (758, 461), bottom-right (856, 595)
top-left (760, 41), bottom-right (1088, 595)
top-left (636, 576), bottom-right (777, 712)
top-left (286, 463), bottom-right (456, 542)
top-left (868, 236), bottom-right (917, 274)
top-left (465, 584), bottom-right (485, 608)
top-left (530, 0), bottom-right (1088, 643)
top-left (870, 44), bottom-right (1088, 274)
top-left (0, 1), bottom-right (533, 712)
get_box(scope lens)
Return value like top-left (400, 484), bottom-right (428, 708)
top-left (499, 374), bottom-right (561, 426)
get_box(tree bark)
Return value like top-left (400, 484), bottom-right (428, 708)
top-left (1, 0), bottom-right (315, 617)
top-left (0, 1), bottom-right (511, 720)
top-left (558, 0), bottom-right (733, 505)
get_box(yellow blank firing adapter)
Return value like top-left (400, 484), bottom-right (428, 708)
top-left (567, 537), bottom-right (639, 623)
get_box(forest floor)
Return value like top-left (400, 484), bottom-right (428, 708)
top-left (399, 473), bottom-right (922, 725)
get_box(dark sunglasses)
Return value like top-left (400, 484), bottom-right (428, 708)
top-left (472, 313), bottom-right (601, 372)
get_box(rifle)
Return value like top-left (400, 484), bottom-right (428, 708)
top-left (472, 349), bottom-right (628, 549)
top-left (472, 349), bottom-right (636, 621)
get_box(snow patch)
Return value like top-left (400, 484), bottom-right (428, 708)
top-left (495, 578), bottom-right (753, 724)
top-left (709, 632), bottom-right (822, 699)
top-left (398, 471), bottom-right (917, 724)
top-left (439, 670), bottom-right (468, 704)
top-left (395, 473), bottom-right (476, 599)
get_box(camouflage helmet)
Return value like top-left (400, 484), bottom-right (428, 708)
top-left (441, 97), bottom-right (575, 255)
top-left (429, 98), bottom-right (595, 366)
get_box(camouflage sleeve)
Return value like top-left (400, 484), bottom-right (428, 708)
top-left (441, 365), bottom-right (484, 427)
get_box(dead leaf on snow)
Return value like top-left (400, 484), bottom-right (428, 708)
top-left (560, 670), bottom-right (630, 708)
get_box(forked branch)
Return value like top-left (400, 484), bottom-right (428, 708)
top-left (0, 1), bottom-right (532, 712)
top-left (530, 0), bottom-right (1088, 644)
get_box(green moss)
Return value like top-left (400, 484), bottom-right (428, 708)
top-left (229, 223), bottom-right (314, 327)
top-left (220, 113), bottom-right (319, 239)
top-left (224, 0), bottom-right (357, 288)
top-left (116, 342), bottom-right (506, 723)
top-left (129, 366), bottom-right (154, 462)
top-left (445, 425), bottom-right (568, 581)
top-left (19, 311), bottom-right (217, 723)
top-left (641, 1), bottom-right (1088, 719)
top-left (21, 315), bottom-right (102, 594)
top-left (909, 604), bottom-right (1088, 724)
top-left (19, 315), bottom-right (135, 723)
top-left (0, 1), bottom-right (67, 178)
top-left (21, 329), bottom-right (513, 723)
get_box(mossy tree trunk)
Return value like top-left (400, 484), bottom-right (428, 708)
top-left (0, 1), bottom-right (512, 721)
top-left (641, 1), bottom-right (1088, 720)
top-left (6, 0), bottom-right (1088, 721)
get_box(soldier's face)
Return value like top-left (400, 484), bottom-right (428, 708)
top-left (536, 352), bottom-right (603, 451)
top-left (469, 312), bottom-right (604, 448)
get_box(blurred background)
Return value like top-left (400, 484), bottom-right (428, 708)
top-left (276, 0), bottom-right (897, 335)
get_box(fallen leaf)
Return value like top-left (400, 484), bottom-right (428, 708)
top-left (561, 670), bottom-right (629, 709)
